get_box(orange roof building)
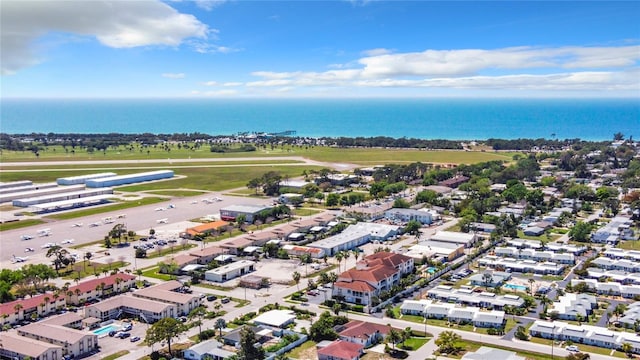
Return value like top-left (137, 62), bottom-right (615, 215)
top-left (185, 220), bottom-right (230, 237)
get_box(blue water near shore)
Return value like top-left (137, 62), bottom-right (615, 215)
top-left (1, 98), bottom-right (638, 140)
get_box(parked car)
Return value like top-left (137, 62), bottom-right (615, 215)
top-left (118, 332), bottom-right (131, 339)
top-left (108, 330), bottom-right (117, 337)
top-left (207, 295), bottom-right (217, 302)
top-left (130, 336), bottom-right (141, 342)
top-left (221, 297), bottom-right (231, 304)
top-left (565, 345), bottom-right (579, 352)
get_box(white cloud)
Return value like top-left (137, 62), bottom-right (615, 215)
top-left (189, 41), bottom-right (240, 54)
top-left (246, 45), bottom-right (640, 92)
top-left (223, 82), bottom-right (243, 87)
top-left (195, 0), bottom-right (227, 11)
top-left (1, 0), bottom-right (209, 75)
top-left (162, 73), bottom-right (185, 79)
top-left (361, 48), bottom-right (392, 56)
top-left (202, 81), bottom-right (218, 86)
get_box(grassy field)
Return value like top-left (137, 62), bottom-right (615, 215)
top-left (0, 218), bottom-right (45, 231)
top-left (0, 143), bottom-right (518, 165)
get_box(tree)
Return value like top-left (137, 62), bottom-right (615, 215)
top-left (569, 221), bottom-right (593, 242)
top-left (387, 328), bottom-right (402, 350)
top-left (326, 193), bottom-right (340, 207)
top-left (621, 342), bottom-right (633, 357)
top-left (215, 318), bottom-right (227, 337)
top-left (309, 311), bottom-right (339, 342)
top-left (435, 331), bottom-right (462, 355)
top-left (402, 327), bottom-right (413, 347)
top-left (292, 271), bottom-right (301, 291)
top-left (393, 198), bottom-right (410, 208)
top-left (83, 252), bottom-right (92, 270)
top-left (335, 252), bottom-right (344, 272)
top-left (145, 318), bottom-right (184, 356)
top-left (237, 326), bottom-right (265, 360)
top-left (404, 220), bottom-right (422, 236)
top-left (46, 245), bottom-right (69, 274)
top-left (188, 306), bottom-right (207, 338)
top-left (333, 302), bottom-right (342, 316)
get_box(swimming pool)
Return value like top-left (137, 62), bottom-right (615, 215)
top-left (426, 267), bottom-right (436, 274)
top-left (503, 283), bottom-right (528, 292)
top-left (93, 323), bottom-right (121, 336)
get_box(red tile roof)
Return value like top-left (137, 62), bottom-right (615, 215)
top-left (318, 340), bottom-right (363, 360)
top-left (0, 293), bottom-right (57, 316)
top-left (68, 273), bottom-right (135, 294)
top-left (334, 281), bottom-right (376, 293)
top-left (339, 321), bottom-right (390, 340)
top-left (364, 252), bottom-right (412, 268)
top-left (339, 265), bottom-right (396, 283)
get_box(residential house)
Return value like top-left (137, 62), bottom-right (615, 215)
top-left (337, 321), bottom-right (390, 347)
top-left (317, 340), bottom-right (364, 360)
top-left (183, 339), bottom-right (234, 360)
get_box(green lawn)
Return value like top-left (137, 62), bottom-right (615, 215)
top-left (101, 350), bottom-right (129, 360)
top-left (144, 189), bottom-right (209, 197)
top-left (619, 240), bottom-right (640, 251)
top-left (116, 166), bottom-right (323, 192)
top-left (0, 218), bottom-right (45, 232)
top-left (401, 337), bottom-right (429, 351)
top-left (0, 143), bottom-right (518, 165)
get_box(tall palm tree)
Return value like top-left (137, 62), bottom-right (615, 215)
top-left (335, 252), bottom-right (344, 272)
top-left (215, 318), bottom-right (226, 337)
top-left (292, 271), bottom-right (301, 291)
top-left (528, 278), bottom-right (536, 295)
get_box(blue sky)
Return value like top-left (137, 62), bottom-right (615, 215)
top-left (1, 0), bottom-right (639, 98)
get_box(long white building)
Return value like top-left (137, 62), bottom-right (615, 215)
top-left (310, 222), bottom-right (400, 256)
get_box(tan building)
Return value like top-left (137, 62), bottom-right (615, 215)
top-left (133, 280), bottom-right (201, 316)
top-left (17, 322), bottom-right (98, 358)
top-left (0, 332), bottom-right (63, 360)
top-left (85, 294), bottom-right (174, 323)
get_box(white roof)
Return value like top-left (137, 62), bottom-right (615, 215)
top-left (253, 310), bottom-right (296, 327)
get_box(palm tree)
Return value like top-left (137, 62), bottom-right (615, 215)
top-left (528, 278), bottom-right (536, 295)
top-left (402, 327), bottom-right (413, 347)
top-left (83, 252), bottom-right (92, 271)
top-left (335, 252), bottom-right (344, 272)
top-left (215, 318), bottom-right (226, 337)
top-left (14, 303), bottom-right (23, 317)
top-left (387, 328), bottom-right (402, 350)
top-left (292, 271), bottom-right (301, 291)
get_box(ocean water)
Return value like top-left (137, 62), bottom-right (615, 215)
top-left (1, 98), bottom-right (638, 140)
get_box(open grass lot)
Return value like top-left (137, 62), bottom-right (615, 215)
top-left (0, 144), bottom-right (518, 165)
top-left (285, 339), bottom-right (317, 359)
top-left (619, 240), bottom-right (640, 251)
top-left (61, 260), bottom-right (129, 280)
top-left (0, 218), bottom-right (45, 231)
top-left (114, 166), bottom-right (324, 192)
